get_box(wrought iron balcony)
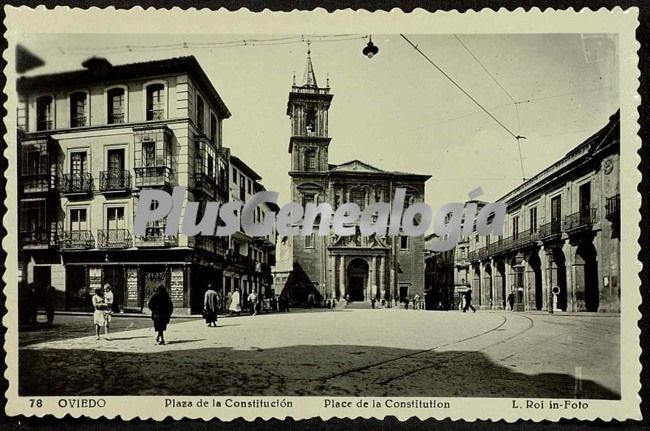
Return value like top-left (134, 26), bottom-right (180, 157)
top-left (20, 228), bottom-right (58, 249)
top-left (97, 229), bottom-right (132, 249)
top-left (146, 109), bottom-right (165, 121)
top-left (606, 195), bottom-right (620, 220)
top-left (194, 172), bottom-right (217, 199)
top-left (61, 173), bottom-right (94, 196)
top-left (71, 116), bottom-right (87, 128)
top-left (108, 113), bottom-right (125, 124)
top-left (539, 221), bottom-right (563, 240)
top-left (564, 207), bottom-right (597, 233)
top-left (226, 250), bottom-right (249, 267)
top-left (134, 166), bottom-right (173, 188)
top-left (21, 173), bottom-right (57, 194)
top-left (100, 170), bottom-right (131, 193)
top-left (59, 230), bottom-right (95, 250)
top-left (134, 226), bottom-right (176, 248)
top-left (36, 120), bottom-right (53, 131)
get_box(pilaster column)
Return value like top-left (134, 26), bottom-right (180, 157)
top-left (544, 246), bottom-right (555, 312)
top-left (370, 256), bottom-right (377, 301)
top-left (329, 254), bottom-right (336, 299)
top-left (339, 255), bottom-right (346, 299)
top-left (379, 256), bottom-right (386, 300)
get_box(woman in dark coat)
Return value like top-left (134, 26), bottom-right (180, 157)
top-left (148, 285), bottom-right (174, 345)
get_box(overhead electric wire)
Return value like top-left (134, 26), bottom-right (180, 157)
top-left (453, 34), bottom-right (527, 181)
top-left (63, 34), bottom-right (367, 54)
top-left (400, 33), bottom-right (519, 141)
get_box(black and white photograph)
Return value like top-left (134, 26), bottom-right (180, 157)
top-left (3, 6), bottom-right (641, 422)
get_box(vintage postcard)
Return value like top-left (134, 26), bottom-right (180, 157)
top-left (2, 6), bottom-right (641, 422)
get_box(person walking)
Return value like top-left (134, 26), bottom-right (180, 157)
top-left (203, 284), bottom-right (219, 327)
top-left (307, 292), bottom-right (315, 310)
top-left (247, 290), bottom-right (258, 317)
top-left (413, 294), bottom-right (420, 310)
top-left (463, 287), bottom-right (476, 313)
top-left (507, 292), bottom-right (515, 311)
top-left (45, 285), bottom-right (56, 326)
top-left (103, 283), bottom-right (114, 338)
top-left (92, 287), bottom-right (107, 340)
top-left (148, 285), bottom-right (174, 345)
top-left (229, 287), bottom-right (242, 316)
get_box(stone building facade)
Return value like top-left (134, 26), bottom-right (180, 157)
top-left (279, 51), bottom-right (430, 304)
top-left (466, 111), bottom-right (620, 312)
top-left (17, 55), bottom-right (275, 315)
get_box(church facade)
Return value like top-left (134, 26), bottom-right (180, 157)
top-left (278, 51), bottom-right (430, 304)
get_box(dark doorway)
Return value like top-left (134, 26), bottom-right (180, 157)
top-left (347, 258), bottom-right (368, 301)
top-left (579, 182), bottom-right (591, 218)
top-left (484, 264), bottom-right (493, 308)
top-left (496, 260), bottom-right (506, 309)
top-left (65, 266), bottom-right (88, 310)
top-left (33, 266), bottom-right (51, 290)
top-left (551, 195), bottom-right (562, 225)
top-left (141, 267), bottom-right (166, 312)
top-left (576, 241), bottom-right (599, 312)
top-left (399, 284), bottom-right (409, 303)
top-left (103, 266), bottom-right (125, 312)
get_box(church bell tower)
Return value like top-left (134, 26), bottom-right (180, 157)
top-left (287, 46), bottom-right (333, 173)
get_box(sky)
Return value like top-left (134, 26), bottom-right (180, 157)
top-left (17, 33), bottom-right (619, 211)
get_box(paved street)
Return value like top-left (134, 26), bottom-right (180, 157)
top-left (19, 309), bottom-right (619, 398)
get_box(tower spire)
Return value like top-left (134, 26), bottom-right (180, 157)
top-left (303, 41), bottom-right (318, 87)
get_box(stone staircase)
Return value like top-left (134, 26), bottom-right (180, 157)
top-left (343, 301), bottom-right (373, 310)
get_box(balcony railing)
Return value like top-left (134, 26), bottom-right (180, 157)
top-left (100, 170), bottom-right (131, 193)
top-left (134, 226), bottom-right (177, 248)
top-left (36, 120), bottom-right (53, 131)
top-left (134, 166), bottom-right (173, 188)
top-left (21, 173), bottom-right (57, 194)
top-left (97, 229), bottom-right (133, 249)
top-left (20, 228), bottom-right (57, 249)
top-left (194, 173), bottom-right (217, 199)
top-left (59, 230), bottom-right (95, 250)
top-left (291, 86), bottom-right (330, 95)
top-left (606, 195), bottom-right (620, 220)
top-left (146, 109), bottom-right (165, 121)
top-left (61, 173), bottom-right (94, 195)
top-left (108, 113), bottom-right (125, 124)
top-left (564, 207), bottom-right (597, 233)
top-left (539, 221), bottom-right (563, 239)
top-left (71, 116), bottom-right (87, 128)
top-left (226, 251), bottom-right (249, 267)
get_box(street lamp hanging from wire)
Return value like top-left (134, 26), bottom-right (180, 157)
top-left (363, 36), bottom-right (379, 59)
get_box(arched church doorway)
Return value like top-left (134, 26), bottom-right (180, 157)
top-left (576, 240), bottom-right (599, 312)
top-left (528, 252), bottom-right (543, 311)
top-left (347, 258), bottom-right (369, 302)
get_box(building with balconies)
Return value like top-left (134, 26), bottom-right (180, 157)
top-left (16, 55), bottom-right (244, 314)
top-left (465, 111), bottom-right (620, 312)
top-left (223, 155), bottom-right (277, 306)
